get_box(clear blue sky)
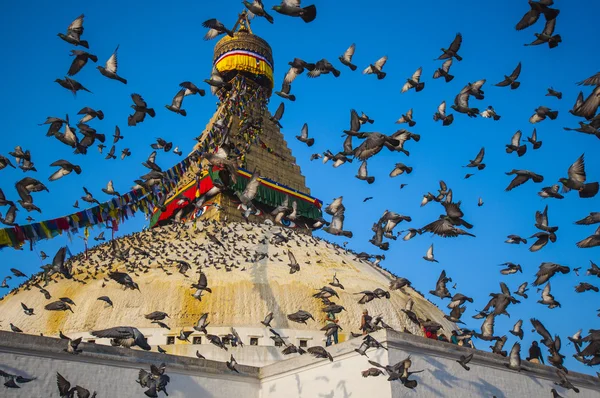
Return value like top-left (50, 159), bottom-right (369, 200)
top-left (1, 0), bottom-right (599, 374)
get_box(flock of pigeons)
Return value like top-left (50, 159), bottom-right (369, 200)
top-left (1, 0), bottom-right (600, 396)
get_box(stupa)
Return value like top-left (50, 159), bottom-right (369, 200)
top-left (0, 12), bottom-right (454, 367)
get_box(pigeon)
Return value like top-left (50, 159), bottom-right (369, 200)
top-left (308, 59), bottom-right (340, 78)
top-left (55, 77), bottom-right (92, 96)
top-left (296, 123), bottom-right (314, 146)
top-left (530, 106), bottom-right (558, 123)
top-left (433, 101), bottom-right (454, 126)
top-left (538, 282), bottom-right (561, 309)
top-left (363, 56), bottom-right (387, 79)
top-left (68, 50), bottom-right (98, 76)
top-left (514, 282), bottom-right (529, 299)
top-left (204, 67), bottom-right (232, 95)
top-left (272, 1), bottom-right (317, 23)
top-left (401, 67), bottom-right (425, 93)
top-left (437, 33), bottom-right (463, 61)
top-left (495, 62), bottom-right (522, 89)
top-left (510, 320), bottom-right (524, 340)
top-left (499, 262), bottom-right (522, 275)
top-left (423, 244), bottom-right (438, 263)
top-left (307, 346), bottom-right (333, 361)
top-left (396, 108), bottom-right (416, 127)
top-left (505, 169), bottom-right (544, 191)
top-left (128, 94), bottom-right (155, 126)
top-left (57, 14), bottom-right (88, 48)
top-left (270, 102), bottom-right (285, 128)
top-left (465, 147), bottom-right (486, 170)
top-left (97, 296), bottom-right (113, 307)
top-left (274, 82), bottom-right (296, 101)
top-left (243, 0), bottom-right (274, 23)
top-left (48, 160), bottom-right (82, 181)
top-left (101, 180), bottom-right (120, 197)
top-left (179, 81), bottom-right (205, 97)
top-left (165, 89), bottom-right (187, 116)
top-left (558, 154), bottom-right (599, 198)
top-left (433, 59), bottom-right (454, 82)
top-left (525, 17), bottom-right (561, 48)
top-left (177, 329), bottom-right (193, 342)
top-left (261, 312), bottom-right (274, 328)
top-left (226, 355), bottom-right (239, 373)
top-left (480, 106), bottom-right (501, 120)
top-left (546, 87), bottom-right (562, 99)
top-left (506, 235), bottom-right (527, 245)
top-left (91, 327), bottom-right (151, 350)
top-left (456, 353), bottom-right (473, 371)
top-left (526, 128), bottom-right (542, 149)
top-left (389, 163), bottom-right (412, 177)
top-left (538, 185), bottom-right (563, 199)
top-left (452, 87), bottom-right (480, 117)
top-left (284, 58), bottom-right (315, 84)
top-left (506, 131), bottom-right (527, 157)
top-left (97, 45), bottom-right (127, 84)
top-left (574, 282), bottom-right (599, 293)
top-left (202, 19), bottom-right (234, 40)
top-left (21, 302), bottom-right (34, 316)
top-left (533, 262), bottom-right (570, 286)
top-left (356, 161), bottom-right (375, 184)
top-left (339, 43), bottom-right (357, 71)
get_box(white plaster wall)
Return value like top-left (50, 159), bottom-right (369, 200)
top-left (2, 351), bottom-right (259, 398)
top-left (260, 350), bottom-right (392, 398)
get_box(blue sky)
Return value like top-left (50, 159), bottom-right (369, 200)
top-left (1, 0), bottom-right (599, 374)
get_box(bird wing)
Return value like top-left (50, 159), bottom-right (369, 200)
top-left (567, 154), bottom-right (587, 183)
top-left (284, 66), bottom-right (300, 84)
top-left (474, 147), bottom-right (485, 163)
top-left (426, 244), bottom-right (434, 258)
top-left (579, 86), bottom-right (600, 119)
top-left (449, 33), bottom-right (462, 52)
top-left (455, 91), bottom-right (470, 108)
top-left (56, 372), bottom-right (71, 395)
top-left (357, 161), bottom-right (368, 178)
top-left (577, 71), bottom-right (600, 86)
top-left (542, 17), bottom-right (557, 36)
top-left (541, 282), bottom-right (552, 301)
top-left (171, 88), bottom-right (186, 108)
top-left (273, 102), bottom-right (285, 120)
top-left (91, 326), bottom-right (134, 339)
top-left (411, 67), bottom-right (422, 82)
top-left (438, 101), bottom-right (446, 115)
top-left (67, 14), bottom-right (85, 32)
top-left (198, 272), bottom-right (208, 289)
top-left (442, 59), bottom-right (452, 72)
top-left (535, 205), bottom-right (549, 227)
top-left (531, 318), bottom-right (552, 341)
top-left (243, 170), bottom-right (261, 200)
top-left (510, 62), bottom-right (522, 79)
top-left (374, 56), bottom-right (387, 70)
top-left (481, 314), bottom-right (495, 337)
top-left (349, 109), bottom-right (361, 132)
top-left (288, 250), bottom-right (297, 265)
top-left (506, 173), bottom-right (529, 191)
top-left (511, 130), bottom-right (522, 146)
top-left (330, 210), bottom-right (345, 231)
top-left (105, 46), bottom-right (119, 73)
top-left (516, 8), bottom-right (541, 31)
top-left (342, 44), bottom-right (355, 62)
top-left (300, 123), bottom-right (309, 139)
top-left (131, 93), bottom-right (147, 107)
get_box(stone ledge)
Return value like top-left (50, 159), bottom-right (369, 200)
top-left (259, 328), bottom-right (600, 390)
top-left (0, 331), bottom-right (260, 381)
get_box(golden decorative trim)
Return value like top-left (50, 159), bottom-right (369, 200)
top-left (213, 31), bottom-right (274, 69)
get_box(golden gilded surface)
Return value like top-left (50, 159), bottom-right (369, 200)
top-left (0, 223), bottom-right (454, 337)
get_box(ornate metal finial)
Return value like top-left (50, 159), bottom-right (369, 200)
top-left (231, 10), bottom-right (253, 35)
